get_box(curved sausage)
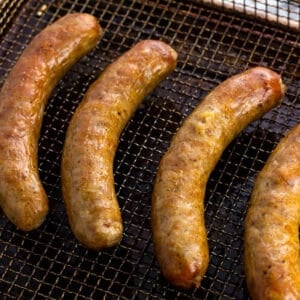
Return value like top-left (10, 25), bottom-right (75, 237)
top-left (244, 123), bottom-right (300, 299)
top-left (0, 13), bottom-right (102, 231)
top-left (151, 67), bottom-right (285, 289)
top-left (61, 40), bottom-right (177, 249)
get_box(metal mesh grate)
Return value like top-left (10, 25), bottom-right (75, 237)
top-left (202, 0), bottom-right (300, 29)
top-left (0, 0), bottom-right (299, 299)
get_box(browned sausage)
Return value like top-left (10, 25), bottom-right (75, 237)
top-left (61, 40), bottom-right (177, 249)
top-left (244, 123), bottom-right (300, 299)
top-left (151, 67), bottom-right (285, 289)
top-left (0, 13), bottom-right (102, 231)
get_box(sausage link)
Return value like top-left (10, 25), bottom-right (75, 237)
top-left (61, 40), bottom-right (177, 249)
top-left (244, 123), bottom-right (300, 299)
top-left (151, 67), bottom-right (285, 289)
top-left (0, 13), bottom-right (102, 230)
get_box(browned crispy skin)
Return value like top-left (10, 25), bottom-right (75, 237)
top-left (61, 40), bottom-right (177, 249)
top-left (244, 123), bottom-right (300, 300)
top-left (0, 13), bottom-right (102, 231)
top-left (152, 67), bottom-right (285, 289)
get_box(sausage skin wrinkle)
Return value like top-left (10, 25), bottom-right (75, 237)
top-left (61, 40), bottom-right (177, 249)
top-left (0, 14), bottom-right (102, 231)
top-left (152, 67), bottom-right (285, 289)
top-left (245, 123), bottom-right (300, 300)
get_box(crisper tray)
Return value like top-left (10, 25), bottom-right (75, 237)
top-left (0, 0), bottom-right (299, 299)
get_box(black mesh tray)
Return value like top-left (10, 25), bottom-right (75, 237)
top-left (0, 0), bottom-right (299, 299)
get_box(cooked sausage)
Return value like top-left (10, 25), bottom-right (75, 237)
top-left (0, 13), bottom-right (102, 231)
top-left (244, 123), bottom-right (300, 299)
top-left (151, 67), bottom-right (285, 289)
top-left (61, 40), bottom-right (177, 249)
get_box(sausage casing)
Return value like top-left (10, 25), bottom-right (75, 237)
top-left (151, 67), bottom-right (285, 289)
top-left (0, 13), bottom-right (102, 230)
top-left (244, 123), bottom-right (300, 299)
top-left (61, 40), bottom-right (177, 249)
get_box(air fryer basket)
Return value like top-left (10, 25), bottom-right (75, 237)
top-left (0, 0), bottom-right (299, 299)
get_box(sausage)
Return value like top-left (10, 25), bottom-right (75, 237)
top-left (0, 13), bottom-right (102, 231)
top-left (151, 67), bottom-right (285, 289)
top-left (244, 123), bottom-right (300, 299)
top-left (61, 40), bottom-right (177, 249)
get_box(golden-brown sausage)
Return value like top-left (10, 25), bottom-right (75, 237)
top-left (151, 67), bottom-right (285, 289)
top-left (244, 123), bottom-right (300, 300)
top-left (61, 40), bottom-right (177, 249)
top-left (0, 13), bottom-right (102, 231)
